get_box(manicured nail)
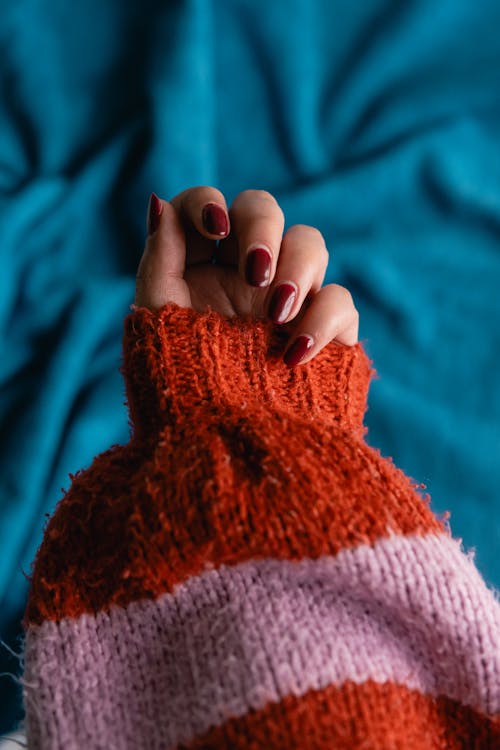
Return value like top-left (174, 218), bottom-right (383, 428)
top-left (202, 203), bottom-right (229, 236)
top-left (284, 335), bottom-right (314, 366)
top-left (268, 283), bottom-right (297, 324)
top-left (147, 193), bottom-right (162, 235)
top-left (245, 247), bottom-right (272, 287)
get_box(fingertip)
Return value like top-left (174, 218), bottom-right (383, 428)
top-left (201, 202), bottom-right (230, 237)
top-left (136, 198), bottom-right (188, 310)
top-left (283, 334), bottom-right (315, 367)
top-left (244, 245), bottom-right (273, 287)
top-left (170, 186), bottom-right (230, 240)
top-left (147, 192), bottom-right (163, 236)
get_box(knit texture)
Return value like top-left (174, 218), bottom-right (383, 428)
top-left (21, 303), bottom-right (500, 749)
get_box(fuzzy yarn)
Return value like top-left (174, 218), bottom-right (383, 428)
top-left (21, 304), bottom-right (500, 749)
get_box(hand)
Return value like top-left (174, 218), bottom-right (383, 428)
top-left (135, 187), bottom-right (359, 366)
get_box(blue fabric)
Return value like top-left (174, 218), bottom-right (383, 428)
top-left (1, 0), bottom-right (500, 733)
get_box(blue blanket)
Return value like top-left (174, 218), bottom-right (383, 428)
top-left (1, 0), bottom-right (500, 733)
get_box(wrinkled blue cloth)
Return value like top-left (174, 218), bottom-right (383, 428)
top-left (1, 0), bottom-right (500, 734)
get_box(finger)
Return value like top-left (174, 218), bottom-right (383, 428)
top-left (135, 194), bottom-right (191, 310)
top-left (283, 284), bottom-right (359, 367)
top-left (266, 224), bottom-right (329, 325)
top-left (218, 190), bottom-right (285, 288)
top-left (169, 185), bottom-right (229, 267)
top-left (171, 185), bottom-right (230, 241)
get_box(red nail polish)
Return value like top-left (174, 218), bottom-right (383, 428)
top-left (147, 193), bottom-right (162, 235)
top-left (284, 335), bottom-right (314, 366)
top-left (268, 283), bottom-right (297, 324)
top-left (202, 203), bottom-right (229, 236)
top-left (245, 248), bottom-right (272, 287)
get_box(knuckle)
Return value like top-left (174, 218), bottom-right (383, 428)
top-left (324, 283), bottom-right (355, 307)
top-left (339, 285), bottom-right (355, 307)
top-left (238, 189), bottom-right (282, 214)
top-left (246, 189), bottom-right (277, 204)
top-left (179, 186), bottom-right (211, 209)
top-left (319, 244), bottom-right (330, 265)
top-left (288, 224), bottom-right (328, 253)
top-left (190, 185), bottom-right (222, 205)
top-left (260, 192), bottom-right (283, 221)
top-left (341, 288), bottom-right (358, 317)
top-left (191, 184), bottom-right (216, 196)
top-left (299, 224), bottom-right (324, 241)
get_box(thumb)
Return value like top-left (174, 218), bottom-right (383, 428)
top-left (135, 194), bottom-right (191, 310)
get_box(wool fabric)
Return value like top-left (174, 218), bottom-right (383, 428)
top-left (20, 303), bottom-right (500, 749)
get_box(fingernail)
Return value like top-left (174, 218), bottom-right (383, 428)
top-left (245, 247), bottom-right (272, 287)
top-left (202, 203), bottom-right (229, 236)
top-left (147, 193), bottom-right (162, 235)
top-left (268, 283), bottom-right (297, 324)
top-left (284, 335), bottom-right (314, 367)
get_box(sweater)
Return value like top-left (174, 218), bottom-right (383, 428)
top-left (20, 303), bottom-right (500, 749)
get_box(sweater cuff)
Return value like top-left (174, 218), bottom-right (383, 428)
top-left (122, 303), bottom-right (374, 439)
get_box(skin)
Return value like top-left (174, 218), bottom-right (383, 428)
top-left (135, 186), bottom-right (359, 366)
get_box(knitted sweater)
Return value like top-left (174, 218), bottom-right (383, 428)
top-left (21, 304), bottom-right (500, 749)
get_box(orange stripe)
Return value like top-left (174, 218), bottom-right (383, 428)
top-left (181, 680), bottom-right (500, 750)
top-left (25, 415), bottom-right (444, 625)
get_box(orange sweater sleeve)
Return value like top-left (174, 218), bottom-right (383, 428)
top-left (25, 302), bottom-right (444, 625)
top-left (122, 303), bottom-right (373, 441)
top-left (21, 304), bottom-right (500, 749)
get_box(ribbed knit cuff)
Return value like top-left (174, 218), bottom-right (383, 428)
top-left (122, 303), bottom-right (374, 440)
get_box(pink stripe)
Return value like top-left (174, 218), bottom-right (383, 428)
top-left (23, 532), bottom-right (500, 749)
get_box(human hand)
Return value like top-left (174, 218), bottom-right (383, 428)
top-left (135, 187), bottom-right (359, 366)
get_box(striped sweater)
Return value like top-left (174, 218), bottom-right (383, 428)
top-left (22, 303), bottom-right (500, 749)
